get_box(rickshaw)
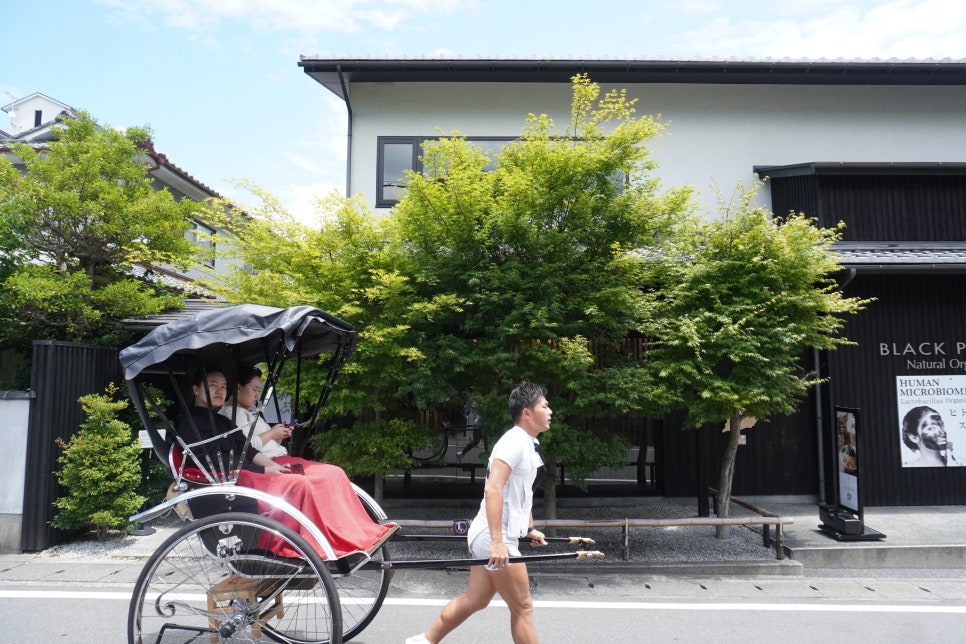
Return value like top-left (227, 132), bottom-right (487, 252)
top-left (121, 304), bottom-right (601, 644)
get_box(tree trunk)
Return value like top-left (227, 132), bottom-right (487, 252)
top-left (714, 409), bottom-right (744, 539)
top-left (373, 471), bottom-right (384, 503)
top-left (543, 456), bottom-right (558, 522)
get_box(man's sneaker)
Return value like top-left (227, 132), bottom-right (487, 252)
top-left (405, 635), bottom-right (430, 644)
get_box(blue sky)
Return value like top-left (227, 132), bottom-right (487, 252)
top-left (3, 0), bottom-right (965, 223)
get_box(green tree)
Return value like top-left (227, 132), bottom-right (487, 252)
top-left (52, 385), bottom-right (146, 540)
top-left (207, 76), bottom-right (694, 512)
top-left (390, 74), bottom-right (693, 514)
top-left (0, 111), bottom-right (199, 348)
top-left (640, 184), bottom-right (872, 536)
top-left (204, 189), bottom-right (457, 500)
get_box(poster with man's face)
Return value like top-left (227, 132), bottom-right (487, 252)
top-left (896, 375), bottom-right (966, 467)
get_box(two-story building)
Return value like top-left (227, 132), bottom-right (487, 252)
top-left (0, 92), bottom-right (233, 289)
top-left (298, 57), bottom-right (966, 508)
top-left (0, 92), bottom-right (234, 551)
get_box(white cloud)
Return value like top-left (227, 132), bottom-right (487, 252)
top-left (98, 0), bottom-right (474, 34)
top-left (667, 0), bottom-right (720, 14)
top-left (672, 0), bottom-right (966, 59)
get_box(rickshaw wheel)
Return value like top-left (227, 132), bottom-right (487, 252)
top-left (128, 512), bottom-right (342, 644)
top-left (334, 542), bottom-right (392, 642)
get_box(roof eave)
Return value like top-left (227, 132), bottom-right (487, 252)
top-left (298, 58), bottom-right (966, 101)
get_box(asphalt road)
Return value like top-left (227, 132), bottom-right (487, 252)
top-left (3, 568), bottom-right (966, 643)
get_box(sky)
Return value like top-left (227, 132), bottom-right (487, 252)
top-left (3, 0), bottom-right (966, 224)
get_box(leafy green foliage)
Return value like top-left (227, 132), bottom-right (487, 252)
top-left (640, 183), bottom-right (872, 527)
top-left (0, 111), bottom-right (196, 347)
top-left (122, 383), bottom-right (174, 506)
top-left (389, 74), bottom-right (691, 485)
top-left (207, 76), bottom-right (694, 501)
top-left (643, 184), bottom-right (870, 426)
top-left (311, 418), bottom-right (435, 477)
top-left (52, 384), bottom-right (146, 540)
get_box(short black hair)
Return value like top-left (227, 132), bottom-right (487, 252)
top-left (236, 364), bottom-right (262, 388)
top-left (901, 405), bottom-right (941, 452)
top-left (508, 380), bottom-right (546, 422)
top-left (188, 367), bottom-right (226, 387)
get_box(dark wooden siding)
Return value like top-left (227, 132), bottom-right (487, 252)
top-left (22, 341), bottom-right (123, 551)
top-left (769, 173), bottom-right (966, 241)
top-left (827, 274), bottom-right (966, 506)
top-left (768, 174), bottom-right (819, 221)
top-left (660, 409), bottom-right (819, 498)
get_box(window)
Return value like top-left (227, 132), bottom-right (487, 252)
top-left (376, 138), bottom-right (419, 207)
top-left (375, 136), bottom-right (628, 207)
top-left (34, 110), bottom-right (42, 127)
top-left (376, 136), bottom-right (515, 208)
top-left (187, 220), bottom-right (216, 268)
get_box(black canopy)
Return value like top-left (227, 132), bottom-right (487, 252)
top-left (119, 304), bottom-right (356, 380)
top-left (120, 304), bottom-right (357, 463)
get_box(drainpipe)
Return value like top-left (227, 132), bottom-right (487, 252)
top-left (816, 267), bottom-right (857, 504)
top-left (337, 65), bottom-right (352, 197)
top-left (814, 347), bottom-right (827, 504)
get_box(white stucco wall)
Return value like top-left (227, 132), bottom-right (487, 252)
top-left (346, 81), bottom-right (966, 217)
top-left (3, 93), bottom-right (71, 136)
top-left (0, 393), bottom-right (31, 552)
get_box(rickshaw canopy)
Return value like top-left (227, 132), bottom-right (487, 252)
top-left (119, 303), bottom-right (356, 380)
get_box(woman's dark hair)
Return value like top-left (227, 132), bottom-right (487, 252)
top-left (188, 367), bottom-right (226, 387)
top-left (508, 380), bottom-right (546, 422)
top-left (236, 364), bottom-right (262, 388)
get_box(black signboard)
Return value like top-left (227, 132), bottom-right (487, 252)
top-left (820, 406), bottom-right (884, 540)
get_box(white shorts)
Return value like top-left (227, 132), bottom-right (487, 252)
top-left (468, 529), bottom-right (521, 560)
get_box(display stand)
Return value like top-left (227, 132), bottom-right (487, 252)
top-left (818, 503), bottom-right (885, 541)
top-left (819, 407), bottom-right (885, 541)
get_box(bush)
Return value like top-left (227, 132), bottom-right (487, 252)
top-left (52, 384), bottom-right (146, 540)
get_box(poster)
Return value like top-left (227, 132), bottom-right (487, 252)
top-left (896, 375), bottom-right (966, 467)
top-left (835, 408), bottom-right (859, 513)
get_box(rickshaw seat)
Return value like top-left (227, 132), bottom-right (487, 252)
top-left (168, 442), bottom-right (214, 485)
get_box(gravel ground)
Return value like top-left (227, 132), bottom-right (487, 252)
top-left (38, 499), bottom-right (776, 565)
top-left (383, 499), bottom-right (776, 564)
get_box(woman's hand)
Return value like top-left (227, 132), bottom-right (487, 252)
top-left (267, 423), bottom-right (292, 443)
top-left (526, 528), bottom-right (547, 547)
top-left (487, 540), bottom-right (510, 570)
top-left (263, 462), bottom-right (291, 475)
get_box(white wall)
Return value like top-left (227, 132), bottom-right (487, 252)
top-left (0, 393), bottom-right (32, 553)
top-left (3, 94), bottom-right (71, 136)
top-left (346, 81), bottom-right (966, 217)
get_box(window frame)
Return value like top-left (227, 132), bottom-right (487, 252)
top-left (187, 220), bottom-right (217, 268)
top-left (376, 136), bottom-right (516, 208)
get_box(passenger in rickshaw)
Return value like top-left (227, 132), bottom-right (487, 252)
top-left (219, 365), bottom-right (290, 458)
top-left (183, 369), bottom-right (396, 559)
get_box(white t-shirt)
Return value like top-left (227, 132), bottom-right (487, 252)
top-left (218, 404), bottom-right (288, 458)
top-left (467, 426), bottom-right (543, 544)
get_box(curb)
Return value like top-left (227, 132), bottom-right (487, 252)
top-left (438, 558), bottom-right (804, 577)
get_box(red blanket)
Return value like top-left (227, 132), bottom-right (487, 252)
top-left (237, 457), bottom-right (396, 559)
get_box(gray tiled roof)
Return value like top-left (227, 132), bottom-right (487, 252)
top-left (119, 298), bottom-right (229, 331)
top-left (833, 241), bottom-right (966, 269)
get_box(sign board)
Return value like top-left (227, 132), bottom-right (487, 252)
top-left (896, 375), bottom-right (966, 467)
top-left (834, 407), bottom-right (859, 513)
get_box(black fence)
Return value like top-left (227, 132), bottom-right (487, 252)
top-left (21, 341), bottom-right (123, 551)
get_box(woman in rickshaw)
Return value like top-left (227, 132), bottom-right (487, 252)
top-left (219, 364), bottom-right (291, 459)
top-left (183, 367), bottom-right (395, 558)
